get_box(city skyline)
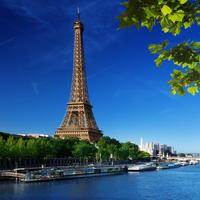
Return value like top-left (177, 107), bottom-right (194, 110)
top-left (0, 0), bottom-right (200, 153)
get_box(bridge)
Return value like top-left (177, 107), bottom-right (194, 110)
top-left (167, 157), bottom-right (200, 161)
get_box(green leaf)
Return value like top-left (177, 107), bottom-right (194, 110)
top-left (121, 1), bottom-right (129, 8)
top-left (148, 44), bottom-right (162, 54)
top-left (119, 15), bottom-right (135, 28)
top-left (187, 86), bottom-right (199, 95)
top-left (163, 27), bottom-right (169, 32)
top-left (176, 10), bottom-right (185, 22)
top-left (162, 40), bottom-right (168, 49)
top-left (171, 89), bottom-right (177, 95)
top-left (168, 11), bottom-right (185, 23)
top-left (196, 16), bottom-right (200, 25)
top-left (171, 22), bottom-right (182, 35)
top-left (179, 0), bottom-right (187, 4)
top-left (168, 14), bottom-right (178, 23)
top-left (183, 21), bottom-right (192, 29)
top-left (177, 86), bottom-right (185, 96)
top-left (143, 7), bottom-right (157, 18)
top-left (141, 19), bottom-right (154, 30)
top-left (191, 42), bottom-right (200, 49)
top-left (160, 17), bottom-right (169, 32)
top-left (155, 55), bottom-right (163, 66)
top-left (161, 5), bottom-right (172, 16)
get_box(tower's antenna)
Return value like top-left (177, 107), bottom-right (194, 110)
top-left (77, 6), bottom-right (80, 20)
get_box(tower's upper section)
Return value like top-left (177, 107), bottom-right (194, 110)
top-left (69, 11), bottom-right (90, 104)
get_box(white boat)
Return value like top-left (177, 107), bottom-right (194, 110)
top-left (178, 161), bottom-right (189, 166)
top-left (168, 163), bottom-right (180, 168)
top-left (157, 163), bottom-right (169, 170)
top-left (157, 162), bottom-right (181, 170)
top-left (189, 160), bottom-right (199, 165)
top-left (128, 163), bottom-right (156, 172)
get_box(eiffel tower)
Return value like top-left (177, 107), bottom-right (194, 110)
top-left (55, 10), bottom-right (103, 142)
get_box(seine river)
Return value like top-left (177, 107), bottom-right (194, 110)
top-left (1, 165), bottom-right (200, 200)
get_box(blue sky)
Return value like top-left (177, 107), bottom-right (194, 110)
top-left (0, 0), bottom-right (200, 153)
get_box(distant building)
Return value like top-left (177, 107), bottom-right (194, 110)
top-left (139, 138), bottom-right (154, 155)
top-left (139, 138), bottom-right (176, 157)
top-left (18, 133), bottom-right (51, 138)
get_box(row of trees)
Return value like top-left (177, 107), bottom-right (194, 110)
top-left (0, 135), bottom-right (150, 161)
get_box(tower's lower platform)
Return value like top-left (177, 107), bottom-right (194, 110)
top-left (55, 128), bottom-right (103, 143)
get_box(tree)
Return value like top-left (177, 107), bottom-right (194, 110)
top-left (34, 138), bottom-right (53, 159)
top-left (5, 137), bottom-right (17, 158)
top-left (52, 137), bottom-right (79, 158)
top-left (119, 145), bottom-right (130, 160)
top-left (178, 153), bottom-right (186, 157)
top-left (15, 138), bottom-right (26, 158)
top-left (96, 136), bottom-right (121, 161)
top-left (97, 137), bottom-right (111, 161)
top-left (26, 139), bottom-right (38, 158)
top-left (119, 0), bottom-right (200, 96)
top-left (137, 151), bottom-right (151, 160)
top-left (120, 142), bottom-right (139, 160)
top-left (72, 140), bottom-right (97, 159)
top-left (0, 136), bottom-right (6, 158)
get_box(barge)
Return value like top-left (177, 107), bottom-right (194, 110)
top-left (11, 166), bottom-right (125, 183)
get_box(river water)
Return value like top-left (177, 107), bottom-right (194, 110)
top-left (1, 165), bottom-right (200, 200)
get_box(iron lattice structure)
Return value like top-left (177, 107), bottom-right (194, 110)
top-left (55, 16), bottom-right (103, 142)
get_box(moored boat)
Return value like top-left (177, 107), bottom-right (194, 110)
top-left (128, 163), bottom-right (156, 172)
top-left (178, 161), bottom-right (189, 166)
top-left (189, 160), bottom-right (199, 165)
top-left (20, 166), bottom-right (124, 183)
top-left (157, 163), bottom-right (169, 170)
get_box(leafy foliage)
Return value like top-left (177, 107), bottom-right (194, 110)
top-left (72, 140), bottom-right (97, 159)
top-left (0, 137), bottom-right (6, 158)
top-left (149, 40), bottom-right (200, 95)
top-left (137, 151), bottom-right (151, 159)
top-left (119, 0), bottom-right (200, 34)
top-left (96, 136), bottom-right (150, 161)
top-left (119, 0), bottom-right (200, 95)
top-left (119, 142), bottom-right (139, 160)
top-left (0, 135), bottom-right (150, 161)
top-left (96, 137), bottom-right (119, 161)
top-left (0, 136), bottom-right (80, 159)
